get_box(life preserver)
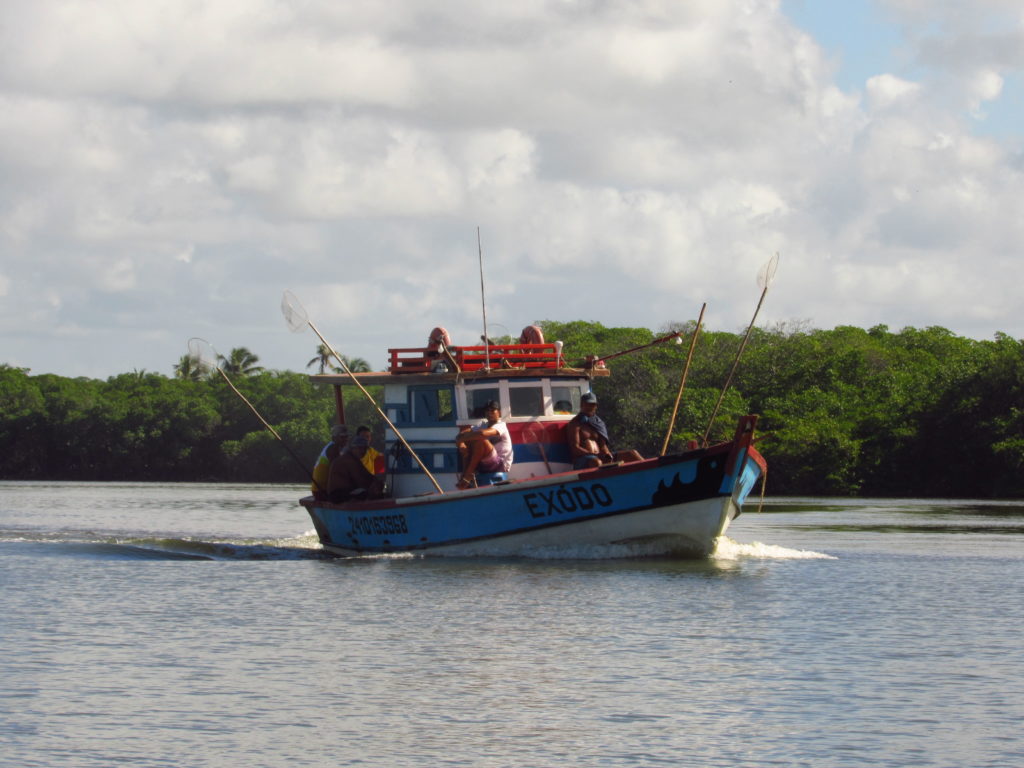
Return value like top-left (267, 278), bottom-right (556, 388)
top-left (519, 325), bottom-right (545, 345)
top-left (427, 327), bottom-right (452, 353)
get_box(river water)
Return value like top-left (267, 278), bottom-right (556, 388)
top-left (1, 482), bottom-right (1022, 767)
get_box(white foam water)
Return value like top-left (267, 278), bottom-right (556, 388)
top-left (711, 535), bottom-right (836, 560)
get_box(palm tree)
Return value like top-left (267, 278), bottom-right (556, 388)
top-left (174, 354), bottom-right (205, 381)
top-left (218, 347), bottom-right (264, 376)
top-left (307, 345), bottom-right (371, 374)
top-left (306, 344), bottom-right (333, 374)
top-left (335, 355), bottom-right (371, 373)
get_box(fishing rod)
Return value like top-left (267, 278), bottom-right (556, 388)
top-left (187, 338), bottom-right (322, 492)
top-left (280, 290), bottom-right (445, 495)
top-left (701, 253), bottom-right (779, 447)
top-left (660, 303), bottom-right (706, 456)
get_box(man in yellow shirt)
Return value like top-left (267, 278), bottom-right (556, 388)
top-left (356, 425), bottom-right (384, 477)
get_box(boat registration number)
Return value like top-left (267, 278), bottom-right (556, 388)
top-left (347, 514), bottom-right (409, 537)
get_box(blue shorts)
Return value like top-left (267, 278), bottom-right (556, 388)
top-left (573, 455), bottom-right (600, 469)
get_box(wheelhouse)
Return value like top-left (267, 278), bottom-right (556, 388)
top-left (309, 327), bottom-right (608, 496)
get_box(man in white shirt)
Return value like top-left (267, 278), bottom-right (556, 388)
top-left (454, 400), bottom-right (512, 489)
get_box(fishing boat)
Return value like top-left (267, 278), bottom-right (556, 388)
top-left (299, 326), bottom-right (766, 558)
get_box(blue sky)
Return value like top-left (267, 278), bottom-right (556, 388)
top-left (783, 0), bottom-right (905, 89)
top-left (784, 0), bottom-right (1023, 137)
top-left (1, 1), bottom-right (1023, 378)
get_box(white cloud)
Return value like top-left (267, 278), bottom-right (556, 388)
top-left (866, 74), bottom-right (922, 110)
top-left (2, 2), bottom-right (419, 107)
top-left (966, 69), bottom-right (1004, 118)
top-left (1, 0), bottom-right (1022, 378)
top-left (462, 129), bottom-right (536, 190)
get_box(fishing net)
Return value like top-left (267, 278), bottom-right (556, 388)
top-left (281, 290), bottom-right (309, 333)
top-left (187, 337), bottom-right (221, 373)
top-left (281, 290), bottom-right (355, 376)
top-left (757, 252), bottom-right (780, 291)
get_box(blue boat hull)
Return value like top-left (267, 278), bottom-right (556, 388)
top-left (300, 416), bottom-right (765, 558)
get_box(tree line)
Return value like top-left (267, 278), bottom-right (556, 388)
top-left (1, 322), bottom-right (1022, 497)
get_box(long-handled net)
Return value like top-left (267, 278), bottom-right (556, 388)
top-left (702, 252), bottom-right (779, 446)
top-left (281, 291), bottom-right (444, 494)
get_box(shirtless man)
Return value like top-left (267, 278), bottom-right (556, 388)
top-left (454, 400), bottom-right (513, 489)
top-left (328, 435), bottom-right (385, 503)
top-left (565, 392), bottom-right (643, 469)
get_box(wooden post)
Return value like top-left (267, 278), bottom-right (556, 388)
top-left (333, 384), bottom-right (346, 425)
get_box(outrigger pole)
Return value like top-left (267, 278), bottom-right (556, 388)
top-left (281, 291), bottom-right (445, 495)
top-left (660, 303), bottom-right (706, 456)
top-left (187, 338), bottom-right (322, 492)
top-left (701, 253), bottom-right (779, 447)
top-left (590, 330), bottom-right (687, 367)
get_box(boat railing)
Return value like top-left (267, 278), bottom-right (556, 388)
top-left (388, 343), bottom-right (561, 374)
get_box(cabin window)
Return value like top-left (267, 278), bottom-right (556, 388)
top-left (509, 386), bottom-right (545, 417)
top-left (410, 385), bottom-right (455, 424)
top-left (551, 386), bottom-right (581, 414)
top-left (466, 387), bottom-right (500, 419)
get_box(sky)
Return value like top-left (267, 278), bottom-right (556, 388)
top-left (2, 0), bottom-right (1023, 378)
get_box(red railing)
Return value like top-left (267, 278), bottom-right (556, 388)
top-left (388, 343), bottom-right (561, 374)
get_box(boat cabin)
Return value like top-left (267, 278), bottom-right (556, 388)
top-left (309, 327), bottom-right (609, 497)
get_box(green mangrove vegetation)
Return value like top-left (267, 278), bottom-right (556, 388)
top-left (2, 322), bottom-right (1022, 497)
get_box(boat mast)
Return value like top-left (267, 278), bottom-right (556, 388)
top-left (477, 226), bottom-right (491, 371)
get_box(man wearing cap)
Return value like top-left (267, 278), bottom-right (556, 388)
top-left (327, 434), bottom-right (384, 503)
top-left (311, 423), bottom-right (348, 499)
top-left (566, 392), bottom-right (642, 469)
top-left (355, 426), bottom-right (383, 474)
top-left (454, 400), bottom-right (513, 489)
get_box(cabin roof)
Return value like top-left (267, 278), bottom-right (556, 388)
top-left (309, 366), bottom-right (608, 387)
top-left (311, 340), bottom-right (610, 385)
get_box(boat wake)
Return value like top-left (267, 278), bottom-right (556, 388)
top-left (711, 536), bottom-right (836, 560)
top-left (130, 533), bottom-right (329, 560)
top-left (5, 529), bottom-right (833, 562)
top-left (329, 536), bottom-right (837, 562)
top-left (2, 530), bottom-right (327, 561)
top-left (337, 544), bottom-right (698, 561)
top-left (454, 542), bottom-right (707, 560)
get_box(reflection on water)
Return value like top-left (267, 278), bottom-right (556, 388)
top-left (764, 496), bottom-right (1024, 516)
top-left (754, 497), bottom-right (1024, 551)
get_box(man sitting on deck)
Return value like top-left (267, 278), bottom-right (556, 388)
top-left (327, 435), bottom-right (384, 503)
top-left (566, 392), bottom-right (643, 469)
top-left (454, 400), bottom-right (513, 489)
top-left (312, 423), bottom-right (348, 500)
top-left (355, 425), bottom-right (384, 475)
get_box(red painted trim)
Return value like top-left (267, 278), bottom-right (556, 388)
top-left (724, 414), bottom-right (759, 476)
top-left (389, 343), bottom-right (562, 373)
top-left (747, 445), bottom-right (767, 473)
top-left (506, 420), bottom-right (568, 445)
